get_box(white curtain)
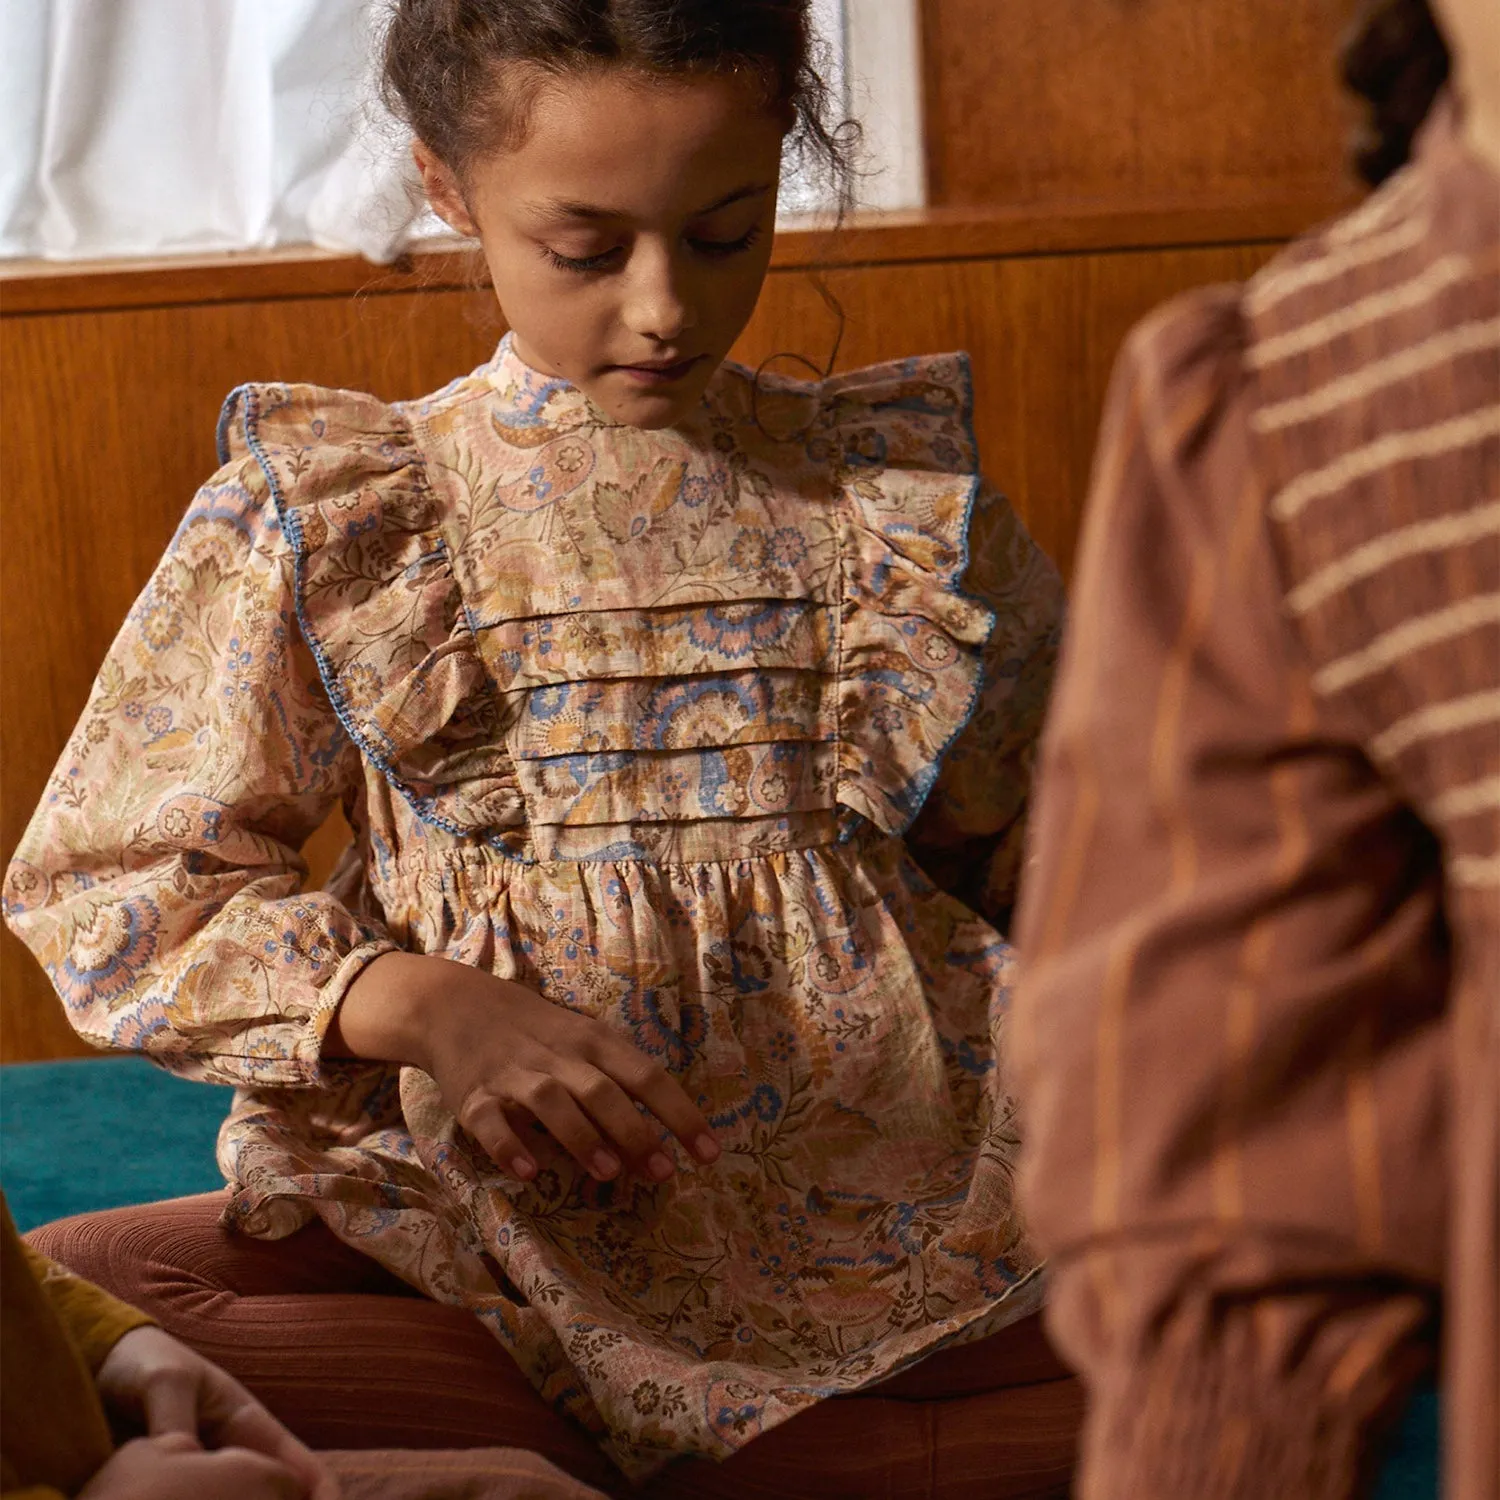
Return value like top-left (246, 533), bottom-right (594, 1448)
top-left (1, 0), bottom-right (429, 262)
top-left (1, 0), bottom-right (922, 265)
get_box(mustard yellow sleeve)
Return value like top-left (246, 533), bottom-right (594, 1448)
top-left (21, 1241), bottom-right (153, 1373)
top-left (3, 1196), bottom-right (120, 1493)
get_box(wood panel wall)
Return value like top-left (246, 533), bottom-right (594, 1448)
top-left (921, 0), bottom-right (1363, 210)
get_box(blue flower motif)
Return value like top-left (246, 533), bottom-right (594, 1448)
top-left (343, 510), bottom-right (380, 538)
top-left (748, 1083), bottom-right (782, 1122)
top-left (110, 1009), bottom-right (172, 1049)
top-left (641, 677), bottom-right (758, 750)
top-left (681, 475), bottom-right (714, 508)
top-left (52, 897), bottom-right (161, 1013)
top-left (530, 683), bottom-right (570, 721)
top-left (766, 528), bottom-right (808, 567)
top-left (622, 983), bottom-right (708, 1070)
top-left (528, 462), bottom-right (554, 501)
top-left (684, 602), bottom-right (798, 659)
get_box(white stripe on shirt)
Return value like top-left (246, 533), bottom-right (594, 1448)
top-left (1314, 594), bottom-right (1500, 694)
top-left (1270, 408), bottom-right (1500, 523)
top-left (1286, 500), bottom-right (1500, 616)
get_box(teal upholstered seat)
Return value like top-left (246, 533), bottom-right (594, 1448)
top-left (1, 1056), bottom-right (228, 1232)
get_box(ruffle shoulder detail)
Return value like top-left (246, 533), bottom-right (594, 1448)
top-left (803, 353), bottom-right (997, 837)
top-left (220, 382), bottom-right (524, 848)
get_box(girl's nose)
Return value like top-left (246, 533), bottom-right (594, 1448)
top-left (621, 245), bottom-right (698, 344)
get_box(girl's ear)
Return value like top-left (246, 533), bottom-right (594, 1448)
top-left (413, 141), bottom-right (478, 238)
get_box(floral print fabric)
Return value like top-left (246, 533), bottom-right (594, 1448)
top-left (5, 338), bottom-right (1063, 1476)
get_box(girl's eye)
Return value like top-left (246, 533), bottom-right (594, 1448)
top-left (541, 224), bottom-right (762, 275)
top-left (689, 226), bottom-right (763, 258)
top-left (543, 245), bottom-right (623, 275)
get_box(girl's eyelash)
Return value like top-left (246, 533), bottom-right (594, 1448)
top-left (543, 246), bottom-right (621, 274)
top-left (541, 225), bottom-right (763, 275)
top-left (691, 225), bottom-right (762, 258)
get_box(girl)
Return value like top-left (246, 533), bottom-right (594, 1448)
top-left (6, 0), bottom-right (1065, 1484)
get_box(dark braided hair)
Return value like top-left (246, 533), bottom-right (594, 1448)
top-left (1342, 0), bottom-right (1451, 185)
top-left (381, 0), bottom-right (856, 207)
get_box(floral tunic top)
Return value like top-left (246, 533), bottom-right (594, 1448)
top-left (5, 336), bottom-right (1063, 1476)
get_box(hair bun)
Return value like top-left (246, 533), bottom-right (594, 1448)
top-left (1341, 0), bottom-right (1451, 186)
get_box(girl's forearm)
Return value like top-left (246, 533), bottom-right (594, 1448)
top-left (322, 951), bottom-right (718, 1181)
top-left (325, 950), bottom-right (452, 1069)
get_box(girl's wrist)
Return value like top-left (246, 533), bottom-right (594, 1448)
top-left (326, 950), bottom-right (447, 1070)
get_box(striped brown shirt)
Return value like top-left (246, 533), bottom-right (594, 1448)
top-left (1013, 101), bottom-right (1497, 1500)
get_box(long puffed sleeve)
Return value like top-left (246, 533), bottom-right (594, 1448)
top-left (905, 482), bottom-right (1065, 928)
top-left (3, 427), bottom-right (398, 1086)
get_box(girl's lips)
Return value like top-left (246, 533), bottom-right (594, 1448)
top-left (613, 355), bottom-right (705, 386)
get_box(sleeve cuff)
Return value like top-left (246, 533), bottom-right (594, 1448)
top-left (311, 938), bottom-right (400, 1056)
top-left (1069, 1286), bottom-right (1434, 1500)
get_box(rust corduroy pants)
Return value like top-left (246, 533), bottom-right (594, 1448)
top-left (29, 1193), bottom-right (1081, 1500)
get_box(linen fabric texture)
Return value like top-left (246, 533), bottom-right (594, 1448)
top-left (4, 339), bottom-right (1063, 1477)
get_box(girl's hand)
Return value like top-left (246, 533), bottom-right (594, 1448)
top-left (330, 952), bottom-right (720, 1184)
top-left (78, 1433), bottom-right (316, 1500)
top-left (93, 1326), bottom-right (338, 1500)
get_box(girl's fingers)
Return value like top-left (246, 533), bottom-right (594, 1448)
top-left (141, 1367), bottom-right (202, 1439)
top-left (197, 1448), bottom-right (307, 1498)
top-left (461, 1094), bottom-right (538, 1180)
top-left (520, 1075), bottom-right (621, 1180)
top-left (215, 1395), bottom-right (338, 1500)
top-left (559, 1063), bottom-right (674, 1178)
top-left (598, 1040), bottom-right (721, 1165)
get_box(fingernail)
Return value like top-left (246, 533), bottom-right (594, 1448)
top-left (647, 1152), bottom-right (674, 1180)
top-left (511, 1155), bottom-right (536, 1179)
top-left (591, 1150), bottom-right (621, 1179)
top-left (694, 1134), bottom-right (721, 1163)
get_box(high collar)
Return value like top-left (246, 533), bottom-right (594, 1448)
top-left (482, 332), bottom-right (729, 438)
top-left (484, 332), bottom-right (600, 430)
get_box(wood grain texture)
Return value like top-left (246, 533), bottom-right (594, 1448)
top-left (922, 0), bottom-right (1363, 210)
top-left (1, 240), bottom-right (1276, 1060)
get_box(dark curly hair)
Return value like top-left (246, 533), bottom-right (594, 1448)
top-left (381, 0), bottom-right (856, 207)
top-left (1342, 0), bottom-right (1451, 185)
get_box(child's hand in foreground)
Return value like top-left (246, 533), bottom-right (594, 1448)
top-left (86, 1325), bottom-right (339, 1500)
top-left (331, 952), bottom-right (720, 1184)
top-left (79, 1433), bottom-right (317, 1500)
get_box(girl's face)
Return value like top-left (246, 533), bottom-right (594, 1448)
top-left (417, 68), bottom-right (787, 430)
